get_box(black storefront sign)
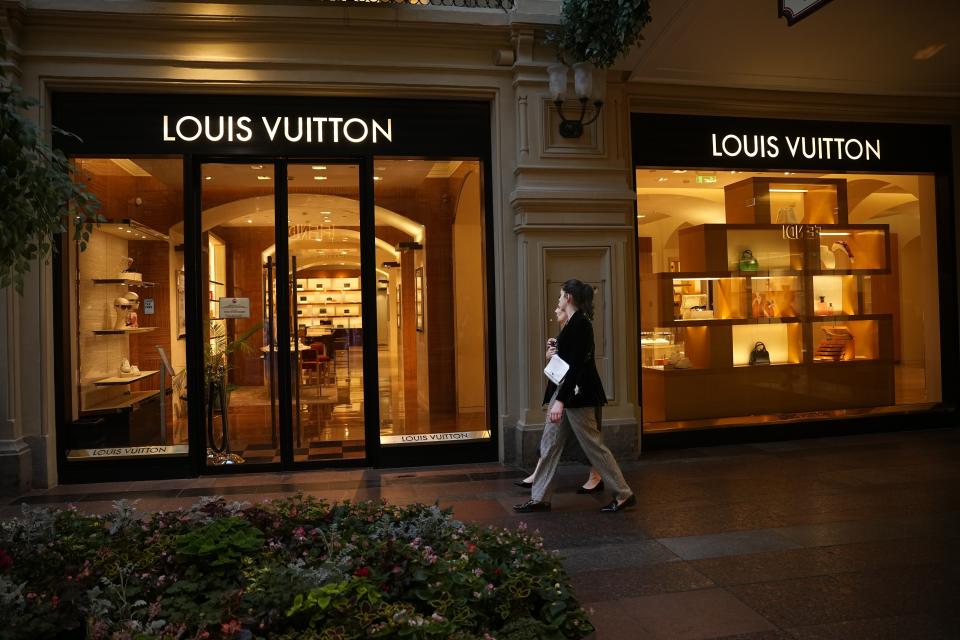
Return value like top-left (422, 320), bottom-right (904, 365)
top-left (52, 93), bottom-right (491, 158)
top-left (631, 113), bottom-right (952, 174)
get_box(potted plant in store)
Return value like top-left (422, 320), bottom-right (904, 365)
top-left (205, 321), bottom-right (262, 411)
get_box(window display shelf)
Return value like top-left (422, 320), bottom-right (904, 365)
top-left (82, 390), bottom-right (159, 414)
top-left (92, 327), bottom-right (157, 335)
top-left (92, 370), bottom-right (160, 386)
top-left (92, 278), bottom-right (158, 287)
top-left (671, 317), bottom-right (801, 326)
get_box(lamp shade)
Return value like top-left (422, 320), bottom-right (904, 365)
top-left (592, 67), bottom-right (607, 102)
top-left (572, 62), bottom-right (594, 99)
top-left (547, 63), bottom-right (569, 101)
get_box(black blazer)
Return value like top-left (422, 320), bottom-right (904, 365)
top-left (543, 310), bottom-right (607, 408)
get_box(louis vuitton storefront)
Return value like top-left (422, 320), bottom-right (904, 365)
top-left (48, 93), bottom-right (499, 482)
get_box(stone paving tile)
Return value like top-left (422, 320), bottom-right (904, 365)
top-left (558, 539), bottom-right (679, 574)
top-left (690, 548), bottom-right (824, 587)
top-left (586, 588), bottom-right (776, 640)
top-left (772, 517), bottom-right (930, 547)
top-left (830, 564), bottom-right (960, 618)
top-left (708, 631), bottom-right (796, 640)
top-left (786, 613), bottom-right (960, 640)
top-left (657, 529), bottom-right (802, 561)
top-left (630, 501), bottom-right (788, 538)
top-left (438, 498), bottom-right (510, 522)
top-left (571, 561), bottom-right (715, 603)
top-left (728, 575), bottom-right (887, 628)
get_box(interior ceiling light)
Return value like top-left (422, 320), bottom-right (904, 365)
top-left (770, 188), bottom-right (808, 193)
top-left (426, 160), bottom-right (462, 179)
top-left (311, 165), bottom-right (327, 170)
top-left (913, 43), bottom-right (946, 60)
top-left (110, 159), bottom-right (152, 177)
top-left (314, 176), bottom-right (328, 181)
top-left (246, 219), bottom-right (253, 224)
top-left (373, 176), bottom-right (384, 181)
top-left (204, 176), bottom-right (213, 181)
top-left (637, 214), bottom-right (646, 219)
top-left (672, 170), bottom-right (687, 174)
top-left (657, 177), bottom-right (668, 182)
top-left (251, 164), bottom-right (264, 170)
top-left (257, 176), bottom-right (271, 181)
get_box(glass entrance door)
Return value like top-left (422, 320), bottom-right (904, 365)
top-left (199, 160), bottom-right (366, 468)
top-left (287, 163), bottom-right (365, 463)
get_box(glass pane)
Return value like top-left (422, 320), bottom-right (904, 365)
top-left (637, 169), bottom-right (940, 431)
top-left (67, 157), bottom-right (188, 460)
top-left (288, 163), bottom-right (365, 462)
top-left (201, 163), bottom-right (277, 465)
top-left (374, 158), bottom-right (490, 445)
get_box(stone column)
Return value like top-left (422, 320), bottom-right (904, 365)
top-left (503, 24), bottom-right (640, 469)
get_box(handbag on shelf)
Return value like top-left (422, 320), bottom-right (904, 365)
top-left (748, 341), bottom-right (771, 366)
top-left (739, 249), bottom-right (760, 272)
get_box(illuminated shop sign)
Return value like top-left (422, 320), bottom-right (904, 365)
top-left (711, 134), bottom-right (880, 161)
top-left (162, 115), bottom-right (393, 144)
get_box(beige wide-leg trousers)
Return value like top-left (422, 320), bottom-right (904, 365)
top-left (530, 405), bottom-right (632, 504)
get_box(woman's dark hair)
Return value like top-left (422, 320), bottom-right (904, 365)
top-left (562, 278), bottom-right (595, 320)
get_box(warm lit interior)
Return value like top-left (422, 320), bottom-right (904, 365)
top-left (637, 169), bottom-right (940, 431)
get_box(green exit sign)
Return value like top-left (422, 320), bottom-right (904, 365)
top-left (696, 175), bottom-right (718, 184)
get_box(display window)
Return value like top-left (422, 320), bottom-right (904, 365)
top-left (64, 157), bottom-right (189, 460)
top-left (636, 169), bottom-right (942, 430)
top-left (373, 159), bottom-right (490, 446)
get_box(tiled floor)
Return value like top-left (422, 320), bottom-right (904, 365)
top-left (5, 427), bottom-right (960, 639)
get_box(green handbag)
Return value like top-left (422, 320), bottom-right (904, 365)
top-left (739, 249), bottom-right (759, 272)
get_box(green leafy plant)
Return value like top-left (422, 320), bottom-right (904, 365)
top-left (0, 32), bottom-right (103, 293)
top-left (549, 0), bottom-right (653, 68)
top-left (0, 496), bottom-right (595, 640)
top-left (205, 321), bottom-right (262, 393)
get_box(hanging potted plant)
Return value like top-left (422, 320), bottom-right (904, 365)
top-left (549, 0), bottom-right (653, 69)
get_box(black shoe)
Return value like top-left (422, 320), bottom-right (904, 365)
top-left (576, 480), bottom-right (604, 494)
top-left (513, 500), bottom-right (551, 513)
top-left (513, 479), bottom-right (533, 488)
top-left (600, 494), bottom-right (636, 513)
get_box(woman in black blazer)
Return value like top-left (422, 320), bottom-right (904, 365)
top-left (514, 279), bottom-right (635, 514)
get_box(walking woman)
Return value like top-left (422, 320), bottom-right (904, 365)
top-left (515, 303), bottom-right (603, 493)
top-left (514, 279), bottom-right (636, 514)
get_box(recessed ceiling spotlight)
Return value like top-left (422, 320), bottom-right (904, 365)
top-left (246, 219), bottom-right (253, 224)
top-left (204, 176), bottom-right (213, 181)
top-left (373, 176), bottom-right (384, 181)
top-left (311, 165), bottom-right (327, 170)
top-left (313, 176), bottom-right (328, 181)
top-left (657, 177), bottom-right (668, 183)
top-left (320, 211), bottom-right (331, 214)
top-left (784, 171), bottom-right (793, 175)
top-left (672, 170), bottom-right (687, 174)
top-left (257, 176), bottom-right (271, 181)
top-left (251, 165), bottom-right (264, 170)
top-left (913, 43), bottom-right (946, 61)
top-left (637, 214), bottom-right (646, 219)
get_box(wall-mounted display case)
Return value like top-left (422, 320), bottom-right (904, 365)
top-left (640, 177), bottom-right (896, 423)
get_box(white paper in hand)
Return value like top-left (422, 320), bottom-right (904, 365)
top-left (543, 354), bottom-right (570, 385)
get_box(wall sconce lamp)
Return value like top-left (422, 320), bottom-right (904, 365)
top-left (548, 62), bottom-right (605, 138)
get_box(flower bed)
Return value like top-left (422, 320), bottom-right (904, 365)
top-left (0, 496), bottom-right (594, 639)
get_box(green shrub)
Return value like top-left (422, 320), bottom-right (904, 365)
top-left (0, 496), bottom-right (594, 640)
